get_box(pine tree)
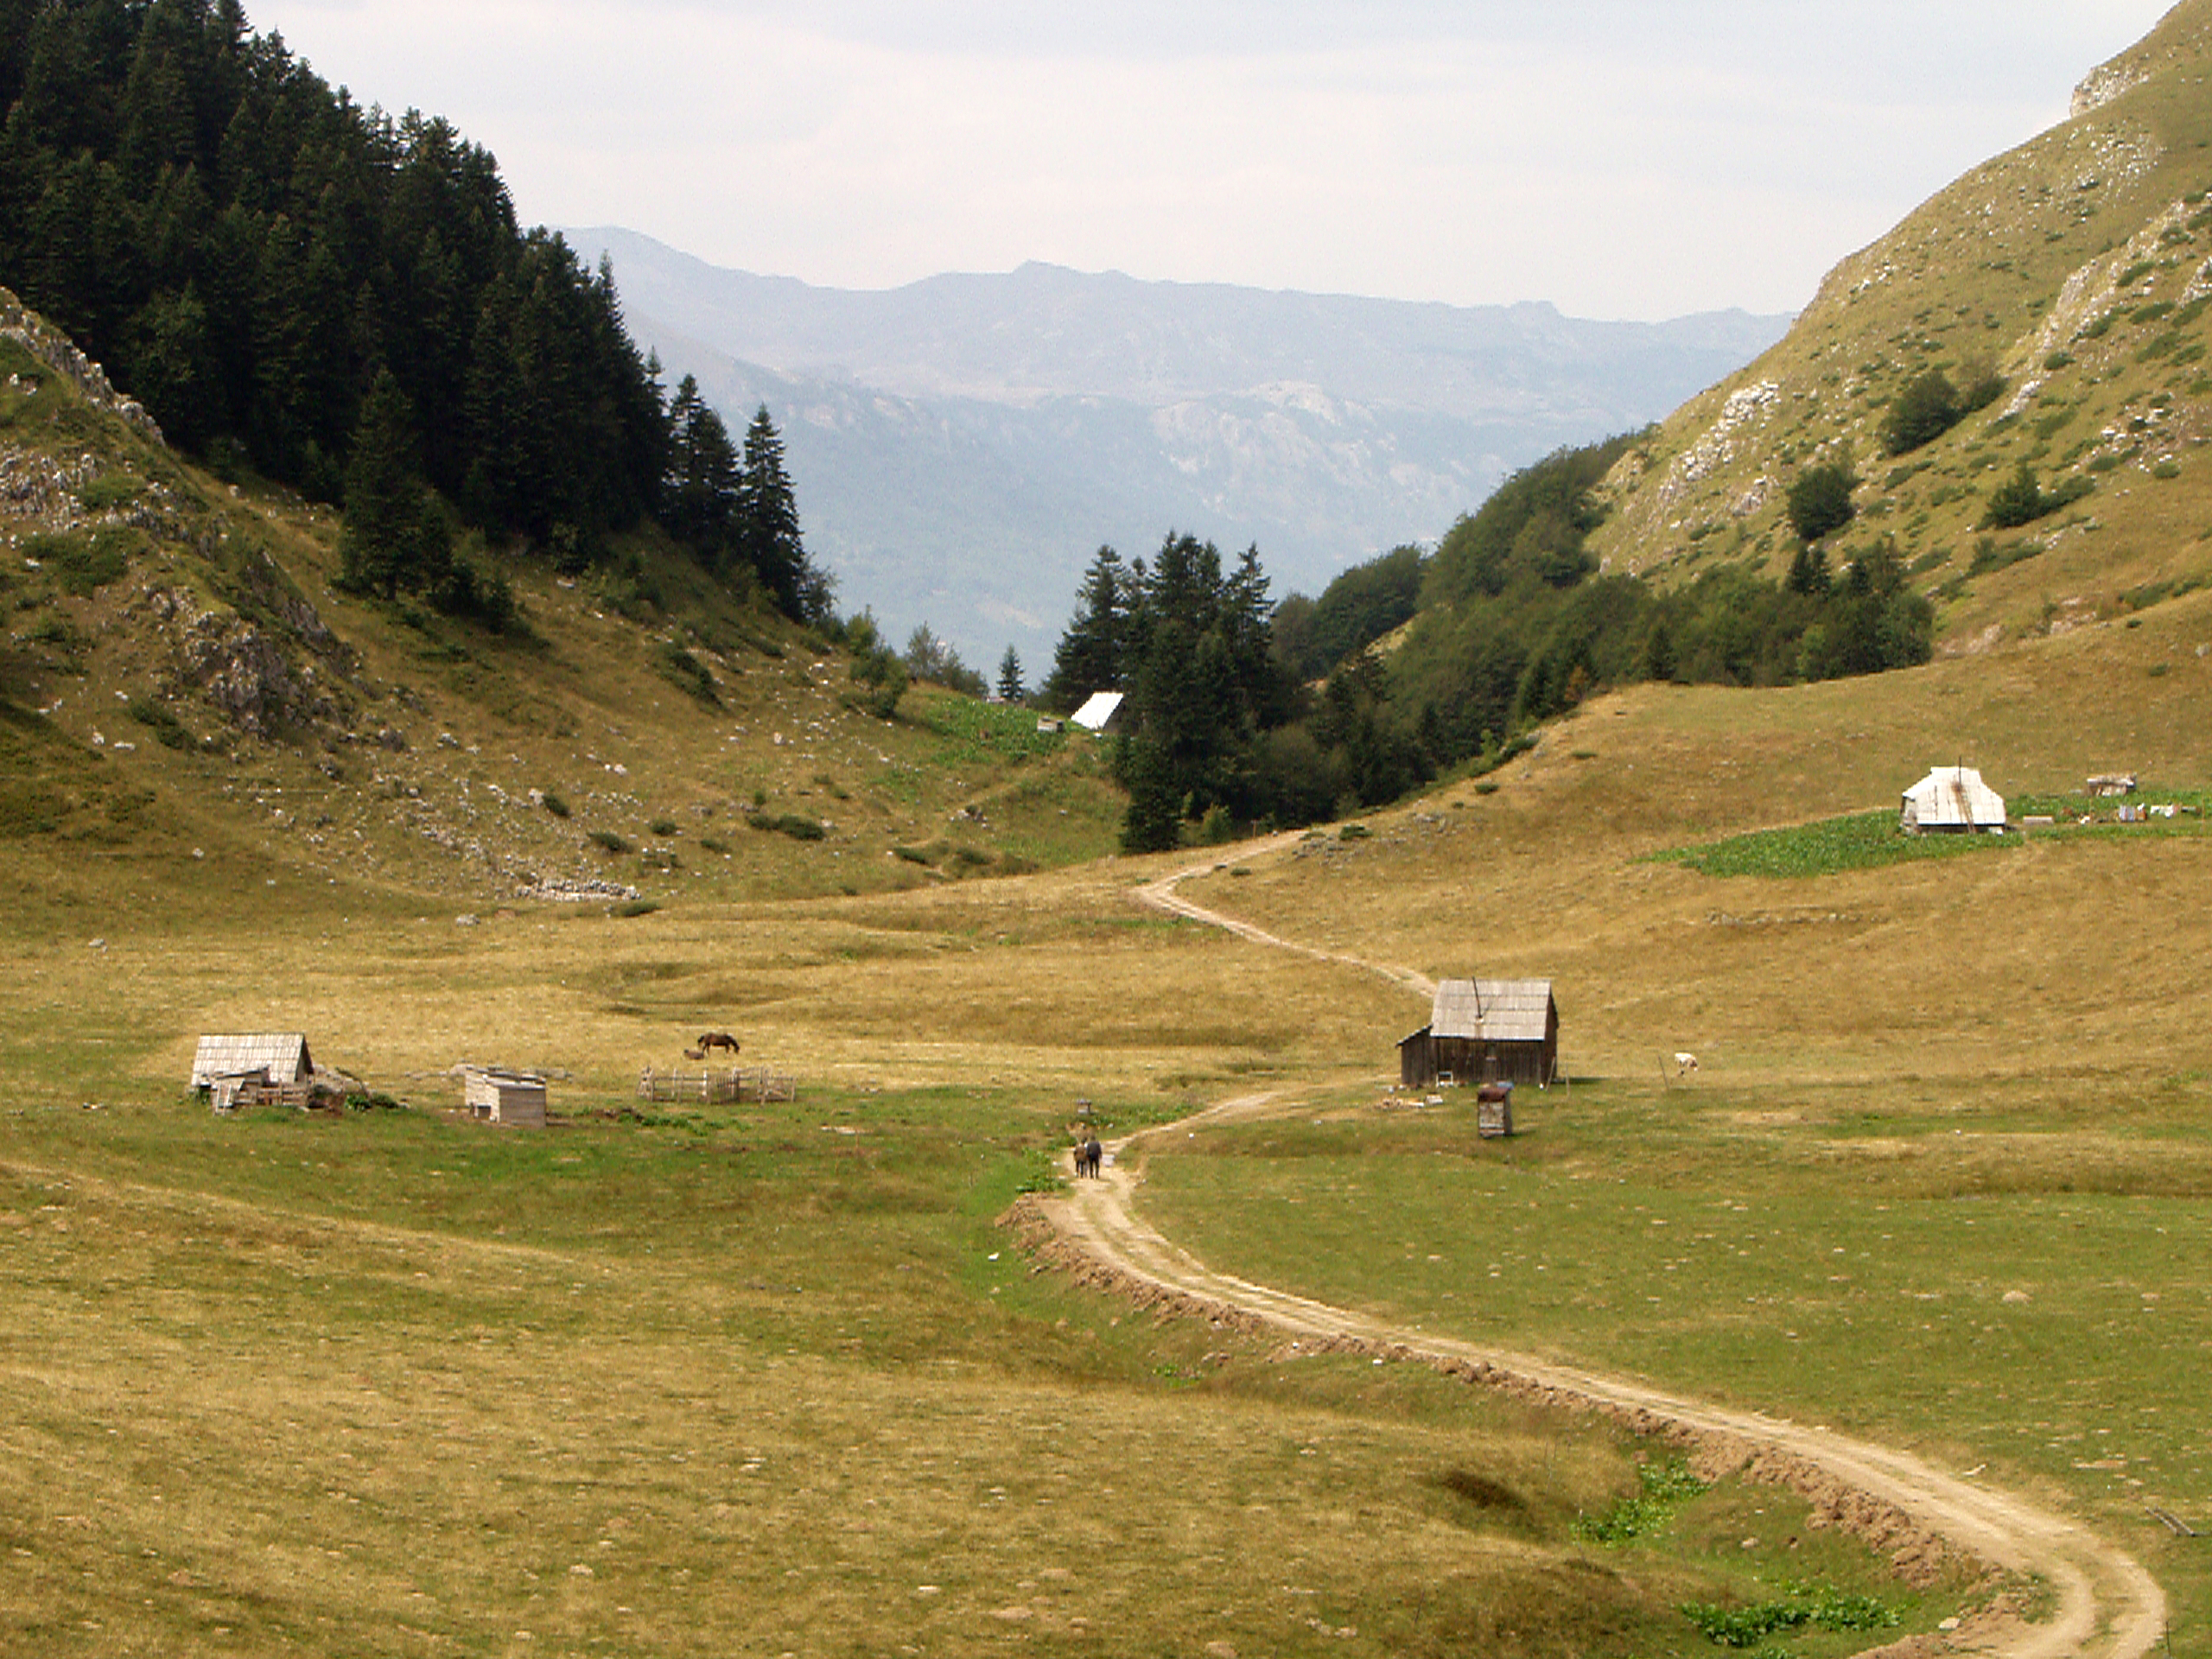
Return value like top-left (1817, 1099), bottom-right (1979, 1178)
top-left (338, 367), bottom-right (443, 598)
top-left (995, 645), bottom-right (1024, 702)
top-left (663, 375), bottom-right (740, 557)
top-left (1043, 545), bottom-right (1128, 710)
top-left (737, 405), bottom-right (810, 617)
top-left (1784, 542), bottom-right (1832, 596)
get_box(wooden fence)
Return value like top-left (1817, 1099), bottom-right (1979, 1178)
top-left (637, 1066), bottom-right (797, 1104)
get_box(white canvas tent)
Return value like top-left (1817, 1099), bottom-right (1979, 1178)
top-left (1901, 766), bottom-right (2006, 833)
top-left (1070, 691), bottom-right (1125, 733)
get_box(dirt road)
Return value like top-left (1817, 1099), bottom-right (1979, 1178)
top-left (1027, 850), bottom-right (2167, 1659)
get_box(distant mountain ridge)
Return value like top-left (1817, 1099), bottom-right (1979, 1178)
top-left (569, 227), bottom-right (1791, 665)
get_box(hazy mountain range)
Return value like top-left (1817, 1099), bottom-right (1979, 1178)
top-left (569, 226), bottom-right (1790, 670)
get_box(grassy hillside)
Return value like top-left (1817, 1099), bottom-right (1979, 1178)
top-left (0, 288), bottom-right (1122, 922)
top-left (1591, 0), bottom-right (2212, 652)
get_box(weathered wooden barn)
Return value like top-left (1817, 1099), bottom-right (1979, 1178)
top-left (464, 1067), bottom-right (547, 1128)
top-left (1901, 766), bottom-right (2006, 833)
top-left (1399, 980), bottom-right (1559, 1090)
top-left (192, 1033), bottom-right (315, 1111)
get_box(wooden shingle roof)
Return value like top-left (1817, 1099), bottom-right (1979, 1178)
top-left (1429, 980), bottom-right (1554, 1044)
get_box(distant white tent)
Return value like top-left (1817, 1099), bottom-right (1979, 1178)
top-left (1070, 690), bottom-right (1126, 733)
top-left (1901, 766), bottom-right (2006, 833)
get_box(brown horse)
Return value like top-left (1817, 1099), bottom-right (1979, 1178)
top-left (697, 1032), bottom-right (741, 1058)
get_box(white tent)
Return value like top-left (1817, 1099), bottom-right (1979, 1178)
top-left (1901, 766), bottom-right (2006, 833)
top-left (1070, 690), bottom-right (1125, 732)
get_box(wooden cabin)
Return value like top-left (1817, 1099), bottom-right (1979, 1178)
top-left (193, 1032), bottom-right (315, 1111)
top-left (1399, 980), bottom-right (1558, 1090)
top-left (464, 1067), bottom-right (547, 1128)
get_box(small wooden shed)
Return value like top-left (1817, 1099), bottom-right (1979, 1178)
top-left (464, 1067), bottom-right (547, 1128)
top-left (1400, 980), bottom-right (1558, 1090)
top-left (193, 1033), bottom-right (315, 1111)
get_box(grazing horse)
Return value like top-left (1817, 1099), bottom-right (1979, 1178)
top-left (697, 1032), bottom-right (741, 1058)
top-left (1673, 1052), bottom-right (1699, 1077)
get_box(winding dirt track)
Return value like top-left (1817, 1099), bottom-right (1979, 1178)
top-left (1027, 850), bottom-right (2167, 1659)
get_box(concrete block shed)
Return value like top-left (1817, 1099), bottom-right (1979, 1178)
top-left (464, 1068), bottom-right (547, 1128)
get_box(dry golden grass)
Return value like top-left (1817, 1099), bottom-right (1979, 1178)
top-left (1187, 589), bottom-right (2212, 1088)
top-left (12, 475), bottom-right (2212, 1653)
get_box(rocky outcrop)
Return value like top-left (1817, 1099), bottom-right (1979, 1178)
top-left (0, 287), bottom-right (163, 444)
top-left (144, 585), bottom-right (340, 738)
top-left (2072, 61), bottom-right (2151, 118)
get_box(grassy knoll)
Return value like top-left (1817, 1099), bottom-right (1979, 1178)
top-left (1176, 590), bottom-right (2212, 1086)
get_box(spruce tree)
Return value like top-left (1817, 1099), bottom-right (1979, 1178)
top-left (339, 368), bottom-right (428, 598)
top-left (738, 404), bottom-right (809, 616)
top-left (1043, 545), bottom-right (1128, 710)
top-left (663, 375), bottom-right (740, 558)
top-left (996, 645), bottom-right (1024, 702)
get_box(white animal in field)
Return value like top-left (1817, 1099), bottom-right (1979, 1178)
top-left (1674, 1052), bottom-right (1699, 1076)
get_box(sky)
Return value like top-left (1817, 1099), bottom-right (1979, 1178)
top-left (253, 2), bottom-right (2181, 321)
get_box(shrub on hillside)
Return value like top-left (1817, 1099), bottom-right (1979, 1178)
top-left (1882, 371), bottom-right (1965, 455)
top-left (657, 645), bottom-right (720, 706)
top-left (843, 612), bottom-right (909, 719)
top-left (127, 698), bottom-right (194, 751)
top-left (745, 810), bottom-right (827, 842)
top-left (1785, 464), bottom-right (1856, 543)
top-left (1983, 462), bottom-right (2093, 530)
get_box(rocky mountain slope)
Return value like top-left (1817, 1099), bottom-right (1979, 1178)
top-left (571, 229), bottom-right (1789, 664)
top-left (1590, 0), bottom-right (2212, 653)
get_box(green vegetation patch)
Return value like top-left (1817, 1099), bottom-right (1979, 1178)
top-left (655, 643), bottom-right (721, 706)
top-left (24, 527), bottom-right (137, 597)
top-left (1656, 811), bottom-right (2000, 878)
top-left (1681, 1583), bottom-right (1900, 1649)
top-left (125, 697), bottom-right (194, 751)
top-left (1662, 793), bottom-right (2212, 879)
top-left (77, 472), bottom-right (143, 512)
top-left (912, 691), bottom-right (1065, 766)
top-left (1573, 1458), bottom-right (1709, 1543)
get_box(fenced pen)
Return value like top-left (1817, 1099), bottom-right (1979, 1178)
top-left (637, 1066), bottom-right (797, 1104)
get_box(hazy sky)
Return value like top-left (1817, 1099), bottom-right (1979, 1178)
top-left (255, 2), bottom-right (2177, 319)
